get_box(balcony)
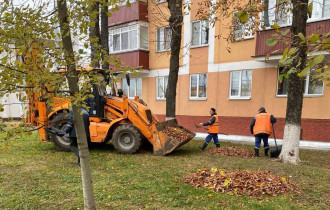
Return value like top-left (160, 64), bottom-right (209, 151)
top-left (108, 1), bottom-right (148, 27)
top-left (255, 19), bottom-right (330, 57)
top-left (114, 50), bottom-right (149, 69)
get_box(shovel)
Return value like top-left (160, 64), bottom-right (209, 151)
top-left (270, 123), bottom-right (282, 158)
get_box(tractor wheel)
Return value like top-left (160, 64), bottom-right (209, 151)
top-left (112, 124), bottom-right (142, 154)
top-left (49, 112), bottom-right (71, 152)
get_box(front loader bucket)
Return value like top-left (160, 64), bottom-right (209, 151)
top-left (152, 119), bottom-right (195, 156)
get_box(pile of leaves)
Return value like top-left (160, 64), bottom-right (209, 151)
top-left (184, 168), bottom-right (298, 197)
top-left (162, 127), bottom-right (194, 142)
top-left (205, 146), bottom-right (254, 158)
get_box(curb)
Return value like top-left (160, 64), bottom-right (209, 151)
top-left (194, 133), bottom-right (330, 151)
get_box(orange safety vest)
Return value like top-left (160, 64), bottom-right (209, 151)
top-left (208, 115), bottom-right (219, 134)
top-left (253, 113), bottom-right (272, 135)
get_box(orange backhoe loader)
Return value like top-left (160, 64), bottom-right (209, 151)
top-left (26, 69), bottom-right (195, 156)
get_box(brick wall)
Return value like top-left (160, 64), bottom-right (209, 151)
top-left (156, 115), bottom-right (330, 142)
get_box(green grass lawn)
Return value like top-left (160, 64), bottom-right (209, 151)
top-left (0, 133), bottom-right (329, 209)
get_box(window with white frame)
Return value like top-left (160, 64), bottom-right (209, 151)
top-left (157, 26), bottom-right (172, 52)
top-left (190, 74), bottom-right (207, 99)
top-left (324, 0), bottom-right (330, 17)
top-left (260, 0), bottom-right (293, 26)
top-left (275, 0), bottom-right (293, 25)
top-left (230, 70), bottom-right (252, 98)
top-left (140, 26), bottom-right (149, 49)
top-left (232, 11), bottom-right (254, 41)
top-left (156, 76), bottom-right (168, 99)
top-left (109, 23), bottom-right (148, 53)
top-left (277, 67), bottom-right (324, 96)
top-left (191, 20), bottom-right (209, 46)
top-left (309, 0), bottom-right (330, 19)
top-left (122, 78), bottom-right (142, 98)
top-left (262, 0), bottom-right (329, 28)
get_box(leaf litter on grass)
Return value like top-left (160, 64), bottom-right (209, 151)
top-left (184, 168), bottom-right (299, 198)
top-left (205, 146), bottom-right (254, 158)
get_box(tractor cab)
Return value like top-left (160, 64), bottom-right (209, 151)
top-left (57, 67), bottom-right (130, 120)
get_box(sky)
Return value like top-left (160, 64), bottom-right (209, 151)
top-left (11, 0), bottom-right (55, 11)
top-left (9, 0), bottom-right (91, 66)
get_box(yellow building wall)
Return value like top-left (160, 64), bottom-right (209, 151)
top-left (148, 2), bottom-right (171, 70)
top-left (189, 47), bottom-right (209, 74)
top-left (147, 1), bottom-right (184, 70)
top-left (261, 68), bottom-right (330, 119)
top-left (212, 0), bottom-right (256, 64)
top-left (141, 0), bottom-right (330, 121)
top-left (213, 23), bottom-right (256, 64)
top-left (143, 68), bottom-right (330, 119)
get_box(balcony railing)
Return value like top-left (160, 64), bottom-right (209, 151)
top-left (255, 19), bottom-right (330, 57)
top-left (114, 50), bottom-right (149, 69)
top-left (108, 1), bottom-right (148, 27)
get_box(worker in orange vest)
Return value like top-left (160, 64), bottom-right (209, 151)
top-left (250, 107), bottom-right (277, 157)
top-left (198, 108), bottom-right (220, 150)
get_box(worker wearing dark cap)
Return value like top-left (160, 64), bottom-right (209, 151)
top-left (250, 107), bottom-right (277, 157)
top-left (198, 108), bottom-right (220, 150)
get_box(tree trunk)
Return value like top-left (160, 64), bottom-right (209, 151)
top-left (57, 0), bottom-right (96, 209)
top-left (166, 0), bottom-right (183, 120)
top-left (89, 0), bottom-right (101, 68)
top-left (100, 0), bottom-right (109, 70)
top-left (279, 0), bottom-right (308, 165)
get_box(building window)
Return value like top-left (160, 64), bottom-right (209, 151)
top-left (277, 67), bottom-right (324, 96)
top-left (191, 20), bottom-right (209, 46)
top-left (230, 70), bottom-right (252, 98)
top-left (190, 74), bottom-right (207, 99)
top-left (309, 0), bottom-right (330, 19)
top-left (232, 11), bottom-right (254, 41)
top-left (109, 23), bottom-right (148, 53)
top-left (157, 26), bottom-right (172, 52)
top-left (122, 78), bottom-right (142, 98)
top-left (277, 69), bottom-right (288, 96)
top-left (156, 76), bottom-right (168, 99)
top-left (262, 0), bottom-right (329, 28)
top-left (324, 0), bottom-right (330, 17)
top-left (275, 0), bottom-right (293, 25)
top-left (140, 26), bottom-right (149, 49)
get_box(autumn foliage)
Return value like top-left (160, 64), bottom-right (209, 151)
top-left (162, 127), bottom-right (194, 143)
top-left (184, 168), bottom-right (298, 197)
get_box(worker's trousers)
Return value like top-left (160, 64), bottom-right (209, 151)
top-left (205, 133), bottom-right (219, 144)
top-left (254, 134), bottom-right (269, 149)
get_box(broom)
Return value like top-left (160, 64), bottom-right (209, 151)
top-left (270, 123), bottom-right (282, 158)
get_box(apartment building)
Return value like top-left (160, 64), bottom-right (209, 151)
top-left (108, 0), bottom-right (330, 145)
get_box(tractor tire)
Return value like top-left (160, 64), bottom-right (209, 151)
top-left (112, 124), bottom-right (142, 154)
top-left (49, 112), bottom-right (71, 152)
